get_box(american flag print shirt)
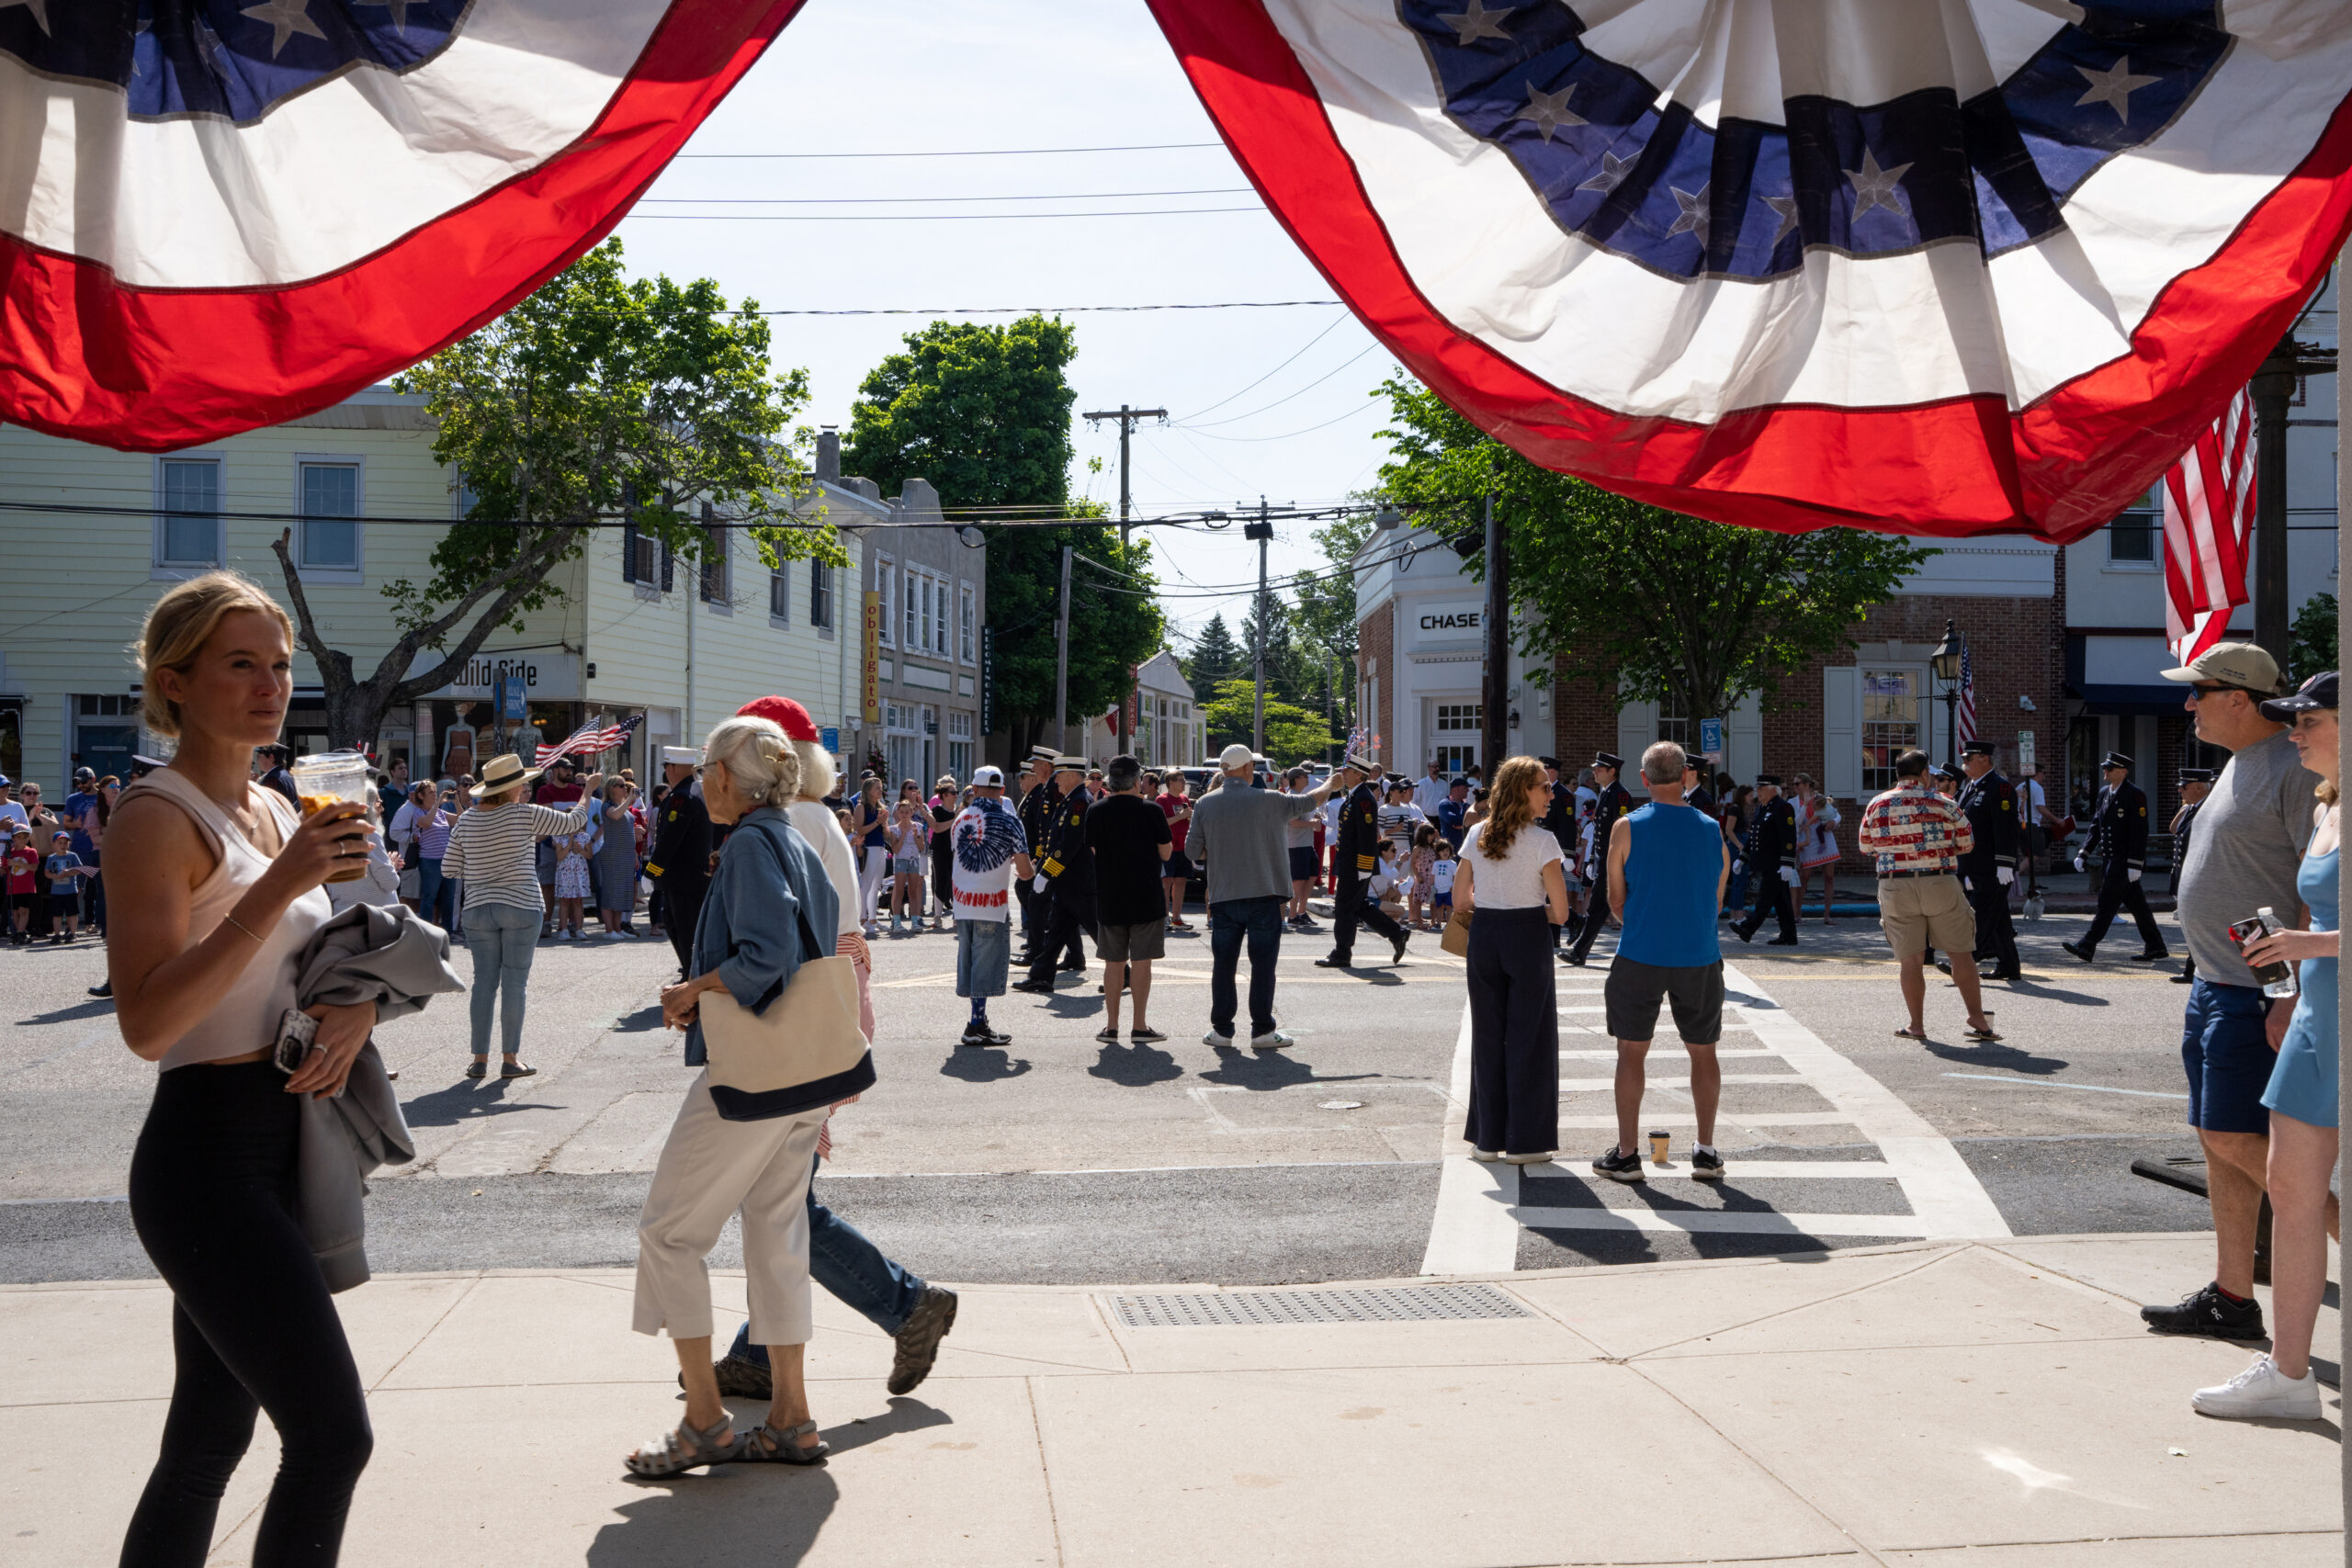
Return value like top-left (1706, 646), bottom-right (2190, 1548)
top-left (1857, 783), bottom-right (1974, 878)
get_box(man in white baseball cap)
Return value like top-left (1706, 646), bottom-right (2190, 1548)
top-left (1187, 743), bottom-right (1343, 1048)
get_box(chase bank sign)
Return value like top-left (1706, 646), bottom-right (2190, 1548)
top-left (1409, 600), bottom-right (1483, 644)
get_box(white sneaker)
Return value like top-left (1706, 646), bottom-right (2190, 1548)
top-left (1249, 1030), bottom-right (1294, 1050)
top-left (2191, 1353), bottom-right (2323, 1420)
top-left (1469, 1148), bottom-right (1503, 1163)
top-left (1203, 1029), bottom-right (1235, 1048)
top-left (1501, 1151), bottom-right (1556, 1165)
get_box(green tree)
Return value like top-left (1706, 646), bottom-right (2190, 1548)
top-left (1238, 596), bottom-right (1317, 705)
top-left (1199, 678), bottom-right (1339, 764)
top-left (1375, 377), bottom-right (1932, 728)
top-left (1291, 507), bottom-right (1374, 752)
top-left (1186, 614), bottom-right (1244, 702)
top-left (270, 240), bottom-right (834, 751)
top-left (843, 315), bottom-right (1159, 753)
top-left (2290, 592), bottom-right (2337, 683)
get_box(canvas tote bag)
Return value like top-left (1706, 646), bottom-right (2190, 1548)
top-left (697, 818), bottom-right (876, 1120)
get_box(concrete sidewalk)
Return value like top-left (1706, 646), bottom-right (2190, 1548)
top-left (6, 1235), bottom-right (2339, 1566)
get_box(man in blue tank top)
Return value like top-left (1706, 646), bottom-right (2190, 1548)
top-left (1594, 741), bottom-right (1732, 1184)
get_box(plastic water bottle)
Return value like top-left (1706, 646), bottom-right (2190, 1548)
top-left (2242, 906), bottom-right (2301, 999)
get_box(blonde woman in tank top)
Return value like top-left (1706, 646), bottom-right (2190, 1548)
top-left (105, 573), bottom-right (379, 1568)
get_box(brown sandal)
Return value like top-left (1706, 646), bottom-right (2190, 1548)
top-left (740, 1418), bottom-right (829, 1465)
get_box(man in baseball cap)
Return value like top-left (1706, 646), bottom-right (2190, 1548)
top-left (2135, 642), bottom-right (2324, 1345)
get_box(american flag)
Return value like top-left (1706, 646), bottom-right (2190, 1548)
top-left (536, 715), bottom-right (643, 768)
top-left (1956, 643), bottom-right (1977, 749)
top-left (2163, 389), bottom-right (2257, 664)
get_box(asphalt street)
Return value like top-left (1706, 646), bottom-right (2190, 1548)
top-left (0, 889), bottom-right (2222, 1287)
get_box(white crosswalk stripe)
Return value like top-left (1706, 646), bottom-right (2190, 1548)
top-left (1418, 959), bottom-right (2008, 1274)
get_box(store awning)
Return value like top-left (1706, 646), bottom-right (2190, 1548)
top-left (2065, 637), bottom-right (2189, 716)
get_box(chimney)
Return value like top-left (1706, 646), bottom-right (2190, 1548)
top-left (816, 426), bottom-right (841, 484)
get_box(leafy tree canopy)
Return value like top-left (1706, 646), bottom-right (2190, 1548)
top-left (1186, 614), bottom-right (1244, 704)
top-left (2290, 592), bottom-right (2337, 684)
top-left (842, 315), bottom-right (1160, 751)
top-left (279, 239), bottom-right (832, 750)
top-left (1199, 677), bottom-right (1339, 765)
top-left (1374, 376), bottom-right (1933, 726)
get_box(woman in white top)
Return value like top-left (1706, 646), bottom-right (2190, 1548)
top-left (106, 572), bottom-right (379, 1568)
top-left (1455, 755), bottom-right (1572, 1165)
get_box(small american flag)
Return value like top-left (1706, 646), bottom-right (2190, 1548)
top-left (536, 715), bottom-right (643, 768)
top-left (1956, 644), bottom-right (1977, 749)
top-left (2163, 389), bottom-right (2256, 663)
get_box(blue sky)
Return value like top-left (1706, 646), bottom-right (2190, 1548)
top-left (608, 0), bottom-right (1401, 644)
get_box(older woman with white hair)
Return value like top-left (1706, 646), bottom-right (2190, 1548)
top-left (628, 714), bottom-right (843, 1477)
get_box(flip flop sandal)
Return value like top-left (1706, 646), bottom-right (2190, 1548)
top-left (740, 1418), bottom-right (829, 1466)
top-left (1893, 1026), bottom-right (1928, 1042)
top-left (624, 1415), bottom-right (745, 1478)
top-left (1964, 1026), bottom-right (2005, 1042)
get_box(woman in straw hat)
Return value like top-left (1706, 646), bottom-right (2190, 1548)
top-left (438, 750), bottom-right (601, 1079)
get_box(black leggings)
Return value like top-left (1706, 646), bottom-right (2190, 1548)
top-left (123, 1062), bottom-right (373, 1568)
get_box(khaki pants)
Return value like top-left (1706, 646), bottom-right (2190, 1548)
top-left (1875, 874), bottom-right (1974, 959)
top-left (633, 1070), bottom-right (825, 1344)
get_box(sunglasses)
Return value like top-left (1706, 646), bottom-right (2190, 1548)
top-left (2186, 682), bottom-right (2260, 701)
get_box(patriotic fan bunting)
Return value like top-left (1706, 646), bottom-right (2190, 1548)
top-left (0, 0), bottom-right (805, 451)
top-left (1147, 0), bottom-right (2352, 542)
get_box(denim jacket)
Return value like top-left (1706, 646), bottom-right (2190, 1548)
top-left (684, 806), bottom-right (841, 1067)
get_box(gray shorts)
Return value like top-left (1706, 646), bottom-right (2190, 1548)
top-left (1603, 957), bottom-right (1725, 1044)
top-left (955, 919), bottom-right (1012, 998)
top-left (1096, 919), bottom-right (1167, 963)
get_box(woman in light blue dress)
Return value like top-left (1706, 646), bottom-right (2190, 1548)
top-left (2194, 671), bottom-right (2338, 1421)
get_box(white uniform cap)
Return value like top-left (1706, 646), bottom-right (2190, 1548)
top-left (661, 746), bottom-right (699, 766)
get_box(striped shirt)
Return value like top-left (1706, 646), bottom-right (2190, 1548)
top-left (441, 798), bottom-right (594, 913)
top-left (1856, 783), bottom-right (1974, 877)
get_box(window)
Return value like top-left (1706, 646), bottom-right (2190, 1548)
top-left (769, 562), bottom-right (791, 621)
top-left (158, 458), bottom-right (221, 568)
top-left (931, 574), bottom-right (949, 655)
top-left (1654, 695), bottom-right (1690, 748)
top-left (297, 462), bottom-right (360, 570)
top-left (451, 473), bottom-right (481, 521)
top-left (621, 521), bottom-right (662, 585)
top-left (699, 525), bottom-right (729, 604)
top-left (875, 558), bottom-right (896, 647)
top-left (2109, 486), bottom-right (2159, 565)
top-left (1431, 702), bottom-right (1480, 776)
top-left (958, 581), bottom-right (977, 663)
top-left (903, 570), bottom-right (922, 649)
top-left (1860, 668), bottom-right (1922, 792)
top-left (809, 560), bottom-right (833, 628)
top-left (947, 710), bottom-right (974, 778)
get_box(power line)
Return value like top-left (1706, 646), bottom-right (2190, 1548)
top-left (1178, 315), bottom-right (1351, 422)
top-left (639, 187), bottom-right (1254, 205)
top-left (1178, 399), bottom-right (1386, 443)
top-left (757, 299), bottom-right (1341, 316)
top-left (673, 141), bottom-right (1226, 159)
top-left (1180, 343), bottom-right (1384, 430)
top-left (628, 205), bottom-right (1265, 222)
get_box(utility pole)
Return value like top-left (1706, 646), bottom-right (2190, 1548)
top-left (1245, 497), bottom-right (1274, 759)
top-left (1083, 402), bottom-right (1166, 749)
top-left (1480, 489), bottom-right (1509, 777)
top-left (1054, 544), bottom-right (1074, 756)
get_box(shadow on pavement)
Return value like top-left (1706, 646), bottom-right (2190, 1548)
top-left (15, 998), bottom-right (116, 1026)
top-left (1196, 1045), bottom-right (1380, 1092)
top-left (400, 1077), bottom-right (554, 1128)
top-left (611, 1004), bottom-right (666, 1033)
top-left (1089, 1041), bottom-right (1183, 1087)
top-left (938, 1048), bottom-right (1031, 1083)
top-left (1924, 1038), bottom-right (2071, 1076)
top-left (597, 1467), bottom-right (840, 1563)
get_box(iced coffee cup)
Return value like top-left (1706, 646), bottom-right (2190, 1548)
top-left (289, 750), bottom-right (370, 882)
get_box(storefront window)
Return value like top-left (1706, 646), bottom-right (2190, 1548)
top-left (1860, 669), bottom-right (1921, 793)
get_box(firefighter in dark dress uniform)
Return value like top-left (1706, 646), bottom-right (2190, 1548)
top-left (1945, 739), bottom-right (2022, 981)
top-left (2168, 767), bottom-right (2214, 984)
top-left (1539, 758), bottom-right (1577, 951)
top-left (1317, 753), bottom-right (1408, 968)
top-left (1731, 773), bottom-right (1801, 945)
top-left (645, 746), bottom-right (712, 978)
top-left (1013, 757), bottom-right (1096, 992)
top-left (2063, 751), bottom-right (2168, 964)
top-left (1012, 745), bottom-right (1058, 961)
top-left (1563, 751), bottom-right (1634, 965)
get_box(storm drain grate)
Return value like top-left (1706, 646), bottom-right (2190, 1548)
top-left (1106, 1283), bottom-right (1530, 1328)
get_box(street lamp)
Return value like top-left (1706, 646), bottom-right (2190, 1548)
top-left (1929, 618), bottom-right (1965, 769)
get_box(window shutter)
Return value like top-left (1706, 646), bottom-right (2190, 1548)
top-left (1822, 666), bottom-right (1861, 799)
top-left (1729, 693), bottom-right (1763, 786)
top-left (660, 536), bottom-right (674, 592)
top-left (1615, 686), bottom-right (1655, 768)
top-left (622, 519), bottom-right (639, 583)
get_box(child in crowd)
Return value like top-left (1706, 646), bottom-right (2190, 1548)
top-left (43, 830), bottom-right (91, 943)
top-left (1408, 824), bottom-right (1440, 930)
top-left (6, 824), bottom-right (35, 943)
top-left (1430, 840), bottom-right (1456, 924)
top-left (887, 797), bottom-right (930, 934)
top-left (1369, 839), bottom-right (1407, 920)
top-left (551, 819), bottom-right (595, 940)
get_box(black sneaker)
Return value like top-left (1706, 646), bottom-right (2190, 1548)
top-left (1592, 1146), bottom-right (1647, 1183)
top-left (959, 1023), bottom-right (1010, 1047)
top-left (888, 1285), bottom-right (960, 1395)
top-left (1689, 1147), bottom-right (1725, 1181)
top-left (2141, 1281), bottom-right (2267, 1340)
